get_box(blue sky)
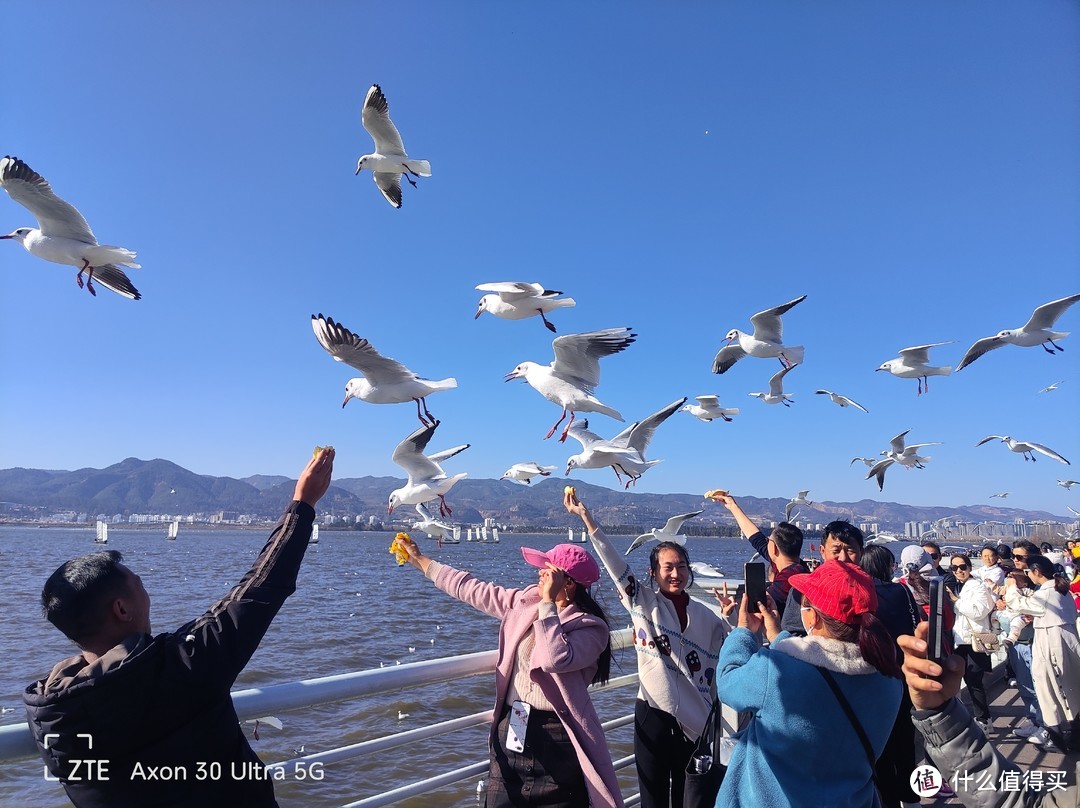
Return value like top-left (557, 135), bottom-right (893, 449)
top-left (2, 2), bottom-right (1078, 517)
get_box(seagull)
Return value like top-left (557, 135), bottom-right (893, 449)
top-left (748, 363), bottom-right (799, 407)
top-left (712, 295), bottom-right (807, 374)
top-left (1069, 505), bottom-right (1080, 518)
top-left (388, 421), bottom-right (470, 516)
top-left (355, 84), bottom-right (431, 208)
top-left (882, 429), bottom-right (942, 469)
top-left (500, 462), bottom-right (557, 484)
top-left (956, 294), bottom-right (1080, 371)
top-left (506, 328), bottom-right (636, 442)
top-left (397, 711), bottom-right (410, 720)
top-left (0, 156), bottom-right (141, 299)
top-left (865, 458), bottom-right (897, 492)
top-left (976, 436), bottom-right (1070, 465)
top-left (680, 395), bottom-right (740, 422)
top-left (989, 492), bottom-right (1010, 499)
top-left (474, 282), bottom-right (576, 332)
top-left (785, 490), bottom-right (813, 522)
top-left (408, 646), bottom-right (416, 653)
top-left (412, 503), bottom-right (455, 540)
top-left (815, 389), bottom-right (868, 413)
top-left (312, 314), bottom-right (457, 425)
top-left (565, 398), bottom-right (685, 488)
top-left (875, 342), bottom-right (953, 395)
top-left (624, 510), bottom-right (704, 555)
top-left (1058, 480), bottom-right (1078, 490)
top-left (850, 457), bottom-right (878, 468)
top-left (1039, 380), bottom-right (1065, 394)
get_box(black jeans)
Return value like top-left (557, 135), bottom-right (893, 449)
top-left (487, 705), bottom-right (588, 808)
top-left (955, 644), bottom-right (992, 722)
top-left (634, 699), bottom-right (696, 808)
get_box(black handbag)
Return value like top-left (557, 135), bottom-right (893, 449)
top-left (683, 698), bottom-right (727, 808)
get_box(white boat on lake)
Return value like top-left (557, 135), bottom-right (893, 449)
top-left (94, 520), bottom-right (108, 544)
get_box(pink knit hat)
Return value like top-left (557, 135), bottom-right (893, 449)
top-left (788, 560), bottom-right (877, 624)
top-left (521, 544), bottom-right (601, 586)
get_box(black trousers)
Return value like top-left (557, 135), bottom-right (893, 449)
top-left (634, 699), bottom-right (696, 808)
top-left (955, 644), bottom-right (992, 722)
top-left (875, 688), bottom-right (921, 806)
top-left (487, 704), bottom-right (588, 808)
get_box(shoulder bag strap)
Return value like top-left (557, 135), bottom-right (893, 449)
top-left (814, 666), bottom-right (878, 786)
top-left (691, 698), bottom-right (720, 758)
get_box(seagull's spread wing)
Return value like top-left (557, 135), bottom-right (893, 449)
top-left (695, 395), bottom-right (721, 409)
top-left (956, 336), bottom-right (1005, 371)
top-left (615, 398), bottom-right (685, 453)
top-left (749, 295), bottom-right (806, 342)
top-left (373, 173), bottom-right (403, 209)
top-left (899, 342), bottom-right (952, 365)
top-left (392, 422), bottom-right (443, 480)
top-left (902, 442), bottom-right (942, 454)
top-left (889, 430), bottom-right (912, 454)
top-left (712, 344), bottom-right (746, 374)
top-left (1028, 442), bottom-right (1070, 465)
top-left (0, 156), bottom-right (97, 243)
top-left (1024, 293), bottom-right (1080, 330)
top-left (840, 394), bottom-right (869, 413)
top-left (87, 263), bottom-right (141, 300)
top-left (867, 458), bottom-right (894, 491)
top-left (312, 314), bottom-right (418, 383)
top-left (427, 444), bottom-right (470, 465)
top-left (768, 363), bottom-right (797, 394)
top-left (550, 328), bottom-right (636, 387)
top-left (361, 85), bottom-right (407, 155)
top-left (476, 281), bottom-right (545, 301)
top-left (661, 510), bottom-right (703, 535)
top-left (565, 419), bottom-right (605, 449)
top-left (976, 436), bottom-right (1006, 447)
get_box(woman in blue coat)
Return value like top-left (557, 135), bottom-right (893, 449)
top-left (716, 560), bottom-right (902, 807)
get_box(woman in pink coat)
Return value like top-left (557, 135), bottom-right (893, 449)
top-left (398, 535), bottom-right (625, 808)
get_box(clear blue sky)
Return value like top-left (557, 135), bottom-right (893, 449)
top-left (2, 2), bottom-right (1078, 517)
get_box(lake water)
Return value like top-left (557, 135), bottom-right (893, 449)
top-left (0, 525), bottom-right (764, 807)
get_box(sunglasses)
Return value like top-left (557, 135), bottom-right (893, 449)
top-left (1013, 554), bottom-right (1027, 560)
top-left (951, 563), bottom-right (970, 571)
top-left (927, 552), bottom-right (941, 560)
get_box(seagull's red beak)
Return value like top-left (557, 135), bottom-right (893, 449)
top-left (474, 306), bottom-right (484, 320)
top-left (504, 372), bottom-right (519, 382)
top-left (342, 393), bottom-right (351, 408)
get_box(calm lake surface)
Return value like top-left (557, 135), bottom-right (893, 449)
top-left (0, 525), bottom-right (761, 807)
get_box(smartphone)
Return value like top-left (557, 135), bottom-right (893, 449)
top-left (927, 578), bottom-right (953, 664)
top-left (744, 562), bottom-right (766, 615)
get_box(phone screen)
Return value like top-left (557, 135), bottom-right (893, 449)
top-left (744, 562), bottom-right (766, 614)
top-left (927, 578), bottom-right (953, 663)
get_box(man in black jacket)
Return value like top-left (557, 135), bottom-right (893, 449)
top-left (23, 448), bottom-right (335, 808)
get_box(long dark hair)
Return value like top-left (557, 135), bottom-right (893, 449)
top-left (805, 595), bottom-right (902, 679)
top-left (647, 541), bottom-right (694, 589)
top-left (1026, 555), bottom-right (1071, 595)
top-left (571, 582), bottom-right (612, 685)
top-left (859, 545), bottom-right (895, 582)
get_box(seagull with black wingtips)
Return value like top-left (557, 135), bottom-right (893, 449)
top-left (355, 84), bottom-right (432, 208)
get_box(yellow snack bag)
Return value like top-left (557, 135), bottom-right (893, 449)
top-left (313, 445), bottom-right (334, 457)
top-left (389, 533), bottom-right (410, 566)
top-left (704, 489), bottom-right (728, 501)
top-left (564, 486), bottom-right (576, 496)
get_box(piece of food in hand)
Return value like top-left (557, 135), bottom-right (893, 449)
top-left (389, 532), bottom-right (411, 566)
top-left (704, 489), bottom-right (728, 500)
top-left (313, 445), bottom-right (334, 457)
top-left (564, 485), bottom-right (576, 496)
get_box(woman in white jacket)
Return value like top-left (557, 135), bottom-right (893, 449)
top-left (1004, 554), bottom-right (1080, 752)
top-left (947, 553), bottom-right (997, 732)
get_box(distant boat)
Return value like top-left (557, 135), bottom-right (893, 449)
top-left (166, 519), bottom-right (179, 541)
top-left (95, 520), bottom-right (108, 544)
top-left (581, 529), bottom-right (588, 543)
top-left (492, 527), bottom-right (500, 543)
top-left (568, 527), bottom-right (574, 543)
top-left (445, 526), bottom-right (461, 544)
top-left (309, 524), bottom-right (320, 544)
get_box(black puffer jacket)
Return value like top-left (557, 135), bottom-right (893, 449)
top-left (23, 501), bottom-right (314, 808)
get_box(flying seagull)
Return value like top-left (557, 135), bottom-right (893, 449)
top-left (748, 363), bottom-right (799, 407)
top-left (850, 457), bottom-right (878, 468)
top-left (875, 342), bottom-right (953, 395)
top-left (500, 462), bottom-right (557, 484)
top-left (989, 492), bottom-right (1010, 499)
top-left (474, 282), bottom-right (576, 332)
top-left (1058, 480), bottom-right (1078, 490)
top-left (506, 327), bottom-right (636, 442)
top-left (976, 436), bottom-right (1070, 465)
top-left (956, 294), bottom-right (1080, 371)
top-left (712, 295), bottom-right (807, 374)
top-left (815, 389), bottom-right (868, 413)
top-left (625, 510), bottom-right (704, 555)
top-left (412, 503), bottom-right (456, 541)
top-left (1039, 381), bottom-right (1065, 394)
top-left (312, 313), bottom-right (456, 424)
top-left (882, 429), bottom-right (942, 469)
top-left (355, 84), bottom-right (431, 208)
top-left (565, 398), bottom-right (685, 488)
top-left (680, 395), bottom-right (740, 422)
top-left (0, 156), bottom-right (141, 299)
top-left (388, 421), bottom-right (470, 516)
top-left (785, 490), bottom-right (813, 522)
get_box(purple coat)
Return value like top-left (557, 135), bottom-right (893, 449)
top-left (427, 561), bottom-right (625, 808)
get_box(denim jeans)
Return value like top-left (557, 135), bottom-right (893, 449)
top-left (1006, 641), bottom-right (1042, 725)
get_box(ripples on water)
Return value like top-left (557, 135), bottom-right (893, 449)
top-left (0, 525), bottom-right (759, 806)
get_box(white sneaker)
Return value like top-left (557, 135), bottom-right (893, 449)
top-left (1012, 723), bottom-right (1040, 739)
top-left (1027, 727), bottom-right (1051, 746)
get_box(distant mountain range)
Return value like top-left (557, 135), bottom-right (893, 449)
top-left (0, 458), bottom-right (1074, 533)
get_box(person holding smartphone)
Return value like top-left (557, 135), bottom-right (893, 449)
top-left (564, 489), bottom-right (730, 808)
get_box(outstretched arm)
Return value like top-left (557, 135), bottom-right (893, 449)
top-left (564, 489), bottom-right (634, 608)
